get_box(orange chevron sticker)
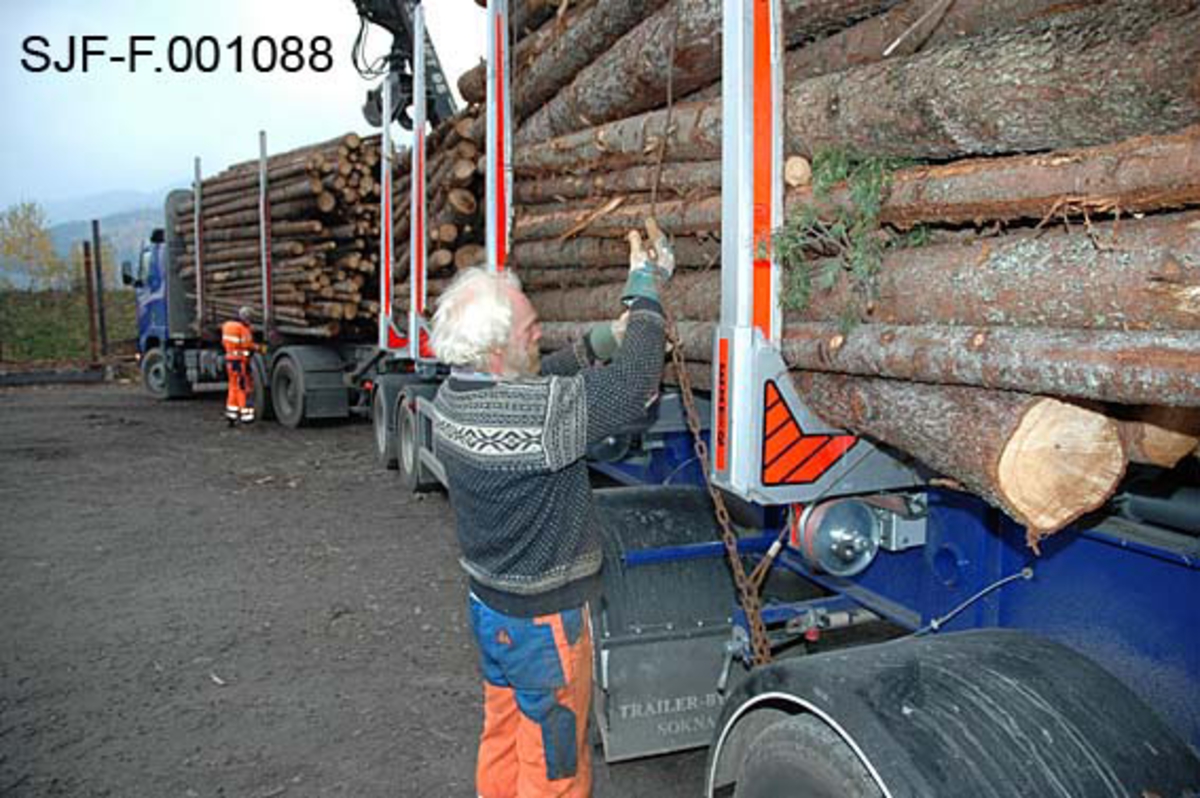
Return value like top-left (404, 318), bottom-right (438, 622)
top-left (761, 380), bottom-right (856, 486)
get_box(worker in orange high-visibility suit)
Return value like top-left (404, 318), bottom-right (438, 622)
top-left (221, 306), bottom-right (258, 425)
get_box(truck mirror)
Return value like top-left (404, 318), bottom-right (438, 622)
top-left (121, 260), bottom-right (134, 286)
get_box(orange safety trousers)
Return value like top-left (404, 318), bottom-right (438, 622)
top-left (469, 594), bottom-right (593, 798)
top-left (224, 359), bottom-right (254, 422)
top-left (221, 320), bottom-right (255, 423)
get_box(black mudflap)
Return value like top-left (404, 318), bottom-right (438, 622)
top-left (592, 486), bottom-right (747, 762)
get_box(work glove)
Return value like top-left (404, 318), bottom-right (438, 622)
top-left (621, 218), bottom-right (675, 305)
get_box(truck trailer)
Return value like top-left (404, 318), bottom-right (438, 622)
top-left (374, 1), bottom-right (1200, 795)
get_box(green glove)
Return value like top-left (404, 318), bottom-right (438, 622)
top-left (621, 268), bottom-right (661, 304)
top-left (621, 229), bottom-right (664, 304)
top-left (588, 321), bottom-right (619, 361)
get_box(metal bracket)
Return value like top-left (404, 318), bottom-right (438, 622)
top-left (712, 0), bottom-right (921, 506)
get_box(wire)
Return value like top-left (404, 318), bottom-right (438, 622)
top-left (913, 566), bottom-right (1035, 636)
top-left (352, 9), bottom-right (393, 79)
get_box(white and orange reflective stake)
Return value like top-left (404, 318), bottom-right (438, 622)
top-left (486, 0), bottom-right (512, 274)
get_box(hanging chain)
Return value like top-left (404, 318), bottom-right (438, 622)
top-left (645, 3), bottom-right (772, 667)
top-left (661, 304), bottom-right (774, 667)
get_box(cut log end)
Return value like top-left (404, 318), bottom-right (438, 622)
top-left (997, 398), bottom-right (1126, 547)
top-left (785, 156), bottom-right (812, 188)
top-left (1118, 407), bottom-right (1200, 468)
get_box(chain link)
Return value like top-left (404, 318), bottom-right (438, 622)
top-left (661, 303), bottom-right (773, 667)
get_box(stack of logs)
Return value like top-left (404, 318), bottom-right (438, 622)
top-left (441, 0), bottom-right (1200, 546)
top-left (391, 109), bottom-right (489, 295)
top-left (175, 107), bottom-right (491, 339)
top-left (176, 132), bottom-right (387, 338)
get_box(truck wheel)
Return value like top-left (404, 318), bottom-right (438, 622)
top-left (141, 348), bottom-right (171, 399)
top-left (271, 356), bottom-right (306, 428)
top-left (374, 388), bottom-right (398, 470)
top-left (398, 394), bottom-right (437, 493)
top-left (142, 347), bottom-right (191, 399)
top-left (733, 715), bottom-right (882, 798)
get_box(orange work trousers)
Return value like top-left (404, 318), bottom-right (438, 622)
top-left (469, 594), bottom-right (593, 798)
top-left (225, 358), bottom-right (255, 423)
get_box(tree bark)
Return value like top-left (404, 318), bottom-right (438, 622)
top-left (777, 323), bottom-right (1200, 407)
top-left (514, 1), bottom-right (1200, 172)
top-left (798, 213), bottom-right (1200, 332)
top-left (531, 270), bottom-right (719, 322)
top-left (785, 0), bottom-right (1200, 160)
top-left (791, 372), bottom-right (1126, 545)
top-left (784, 0), bottom-right (1107, 86)
top-left (515, 160), bottom-right (721, 204)
top-left (512, 235), bottom-right (719, 269)
top-left (524, 212), bottom-right (1200, 332)
top-left (518, 121), bottom-right (1200, 216)
top-left (517, 0), bottom-right (902, 144)
top-left (514, 100), bottom-right (722, 175)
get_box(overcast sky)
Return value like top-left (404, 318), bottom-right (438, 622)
top-left (0, 0), bottom-right (485, 218)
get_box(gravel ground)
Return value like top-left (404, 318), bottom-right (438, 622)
top-left (0, 382), bottom-right (705, 797)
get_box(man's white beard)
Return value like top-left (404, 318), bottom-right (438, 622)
top-left (504, 342), bottom-right (540, 377)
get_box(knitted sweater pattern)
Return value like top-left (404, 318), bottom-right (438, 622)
top-left (432, 305), bottom-right (665, 616)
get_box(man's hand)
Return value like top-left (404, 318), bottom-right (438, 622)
top-left (622, 219), bottom-right (674, 304)
top-left (644, 218), bottom-right (675, 279)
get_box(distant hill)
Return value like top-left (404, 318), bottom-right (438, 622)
top-left (48, 206), bottom-right (163, 276)
top-left (43, 189), bottom-right (170, 227)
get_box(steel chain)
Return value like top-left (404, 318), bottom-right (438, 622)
top-left (661, 303), bottom-right (773, 667)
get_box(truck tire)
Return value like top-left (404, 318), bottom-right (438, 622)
top-left (732, 715), bottom-right (882, 798)
top-left (142, 347), bottom-right (191, 400)
top-left (398, 394), bottom-right (437, 493)
top-left (271, 356), bottom-right (306, 428)
top-left (374, 387), bottom-right (398, 470)
top-left (141, 348), bottom-right (170, 399)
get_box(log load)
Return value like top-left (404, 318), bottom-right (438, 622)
top-left (389, 0), bottom-right (1200, 545)
top-left (525, 211), bottom-right (1200, 330)
top-left (176, 103), bottom-right (487, 338)
top-left (514, 0), bottom-right (1200, 173)
top-left (512, 123), bottom-right (1200, 240)
top-left (460, 0), bottom-right (671, 126)
top-left (685, 0), bottom-right (1107, 103)
top-left (516, 0), bottom-right (902, 144)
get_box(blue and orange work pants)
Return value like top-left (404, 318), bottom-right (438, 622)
top-left (225, 357), bottom-right (255, 423)
top-left (469, 594), bottom-right (593, 798)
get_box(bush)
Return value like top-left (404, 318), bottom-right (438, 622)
top-left (0, 289), bottom-right (136, 363)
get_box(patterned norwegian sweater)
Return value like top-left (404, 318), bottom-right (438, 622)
top-left (432, 299), bottom-right (665, 617)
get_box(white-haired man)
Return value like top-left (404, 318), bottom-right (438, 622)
top-left (430, 223), bottom-right (673, 798)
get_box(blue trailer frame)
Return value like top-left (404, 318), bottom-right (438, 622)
top-left (598, 431), bottom-right (1200, 752)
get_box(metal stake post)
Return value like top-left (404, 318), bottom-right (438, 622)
top-left (193, 157), bottom-right (204, 335)
top-left (90, 220), bottom-right (108, 356)
top-left (258, 131), bottom-right (273, 342)
top-left (485, 0), bottom-right (512, 274)
top-left (81, 241), bottom-right (99, 363)
top-left (379, 60), bottom-right (396, 351)
top-left (409, 4), bottom-right (428, 353)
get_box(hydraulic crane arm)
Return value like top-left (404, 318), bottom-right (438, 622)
top-left (352, 0), bottom-right (458, 130)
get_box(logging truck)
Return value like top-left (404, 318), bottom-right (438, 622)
top-left (124, 195), bottom-right (394, 428)
top-left (373, 1), bottom-right (1200, 794)
top-left (125, 0), bottom-right (458, 427)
